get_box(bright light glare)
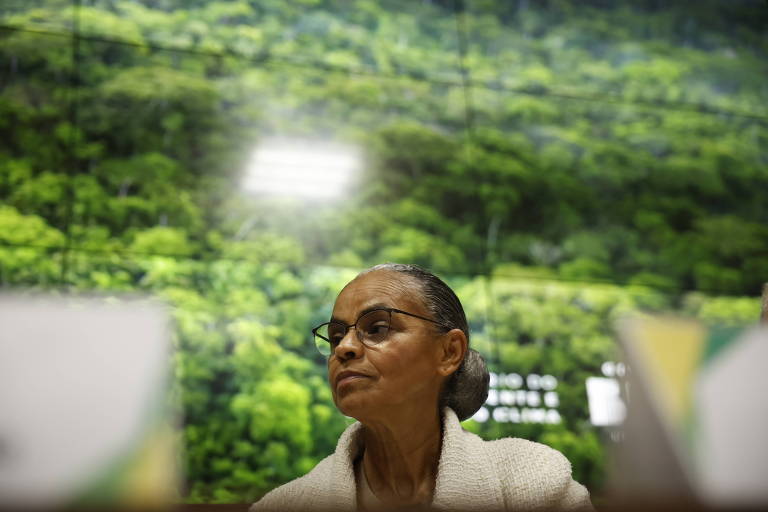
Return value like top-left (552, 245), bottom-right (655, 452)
top-left (242, 138), bottom-right (361, 200)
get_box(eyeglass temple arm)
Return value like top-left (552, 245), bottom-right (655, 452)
top-left (390, 308), bottom-right (451, 330)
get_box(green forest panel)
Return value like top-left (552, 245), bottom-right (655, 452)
top-left (1, 0), bottom-right (465, 82)
top-left (0, 29), bottom-right (76, 235)
top-left (63, 36), bottom-right (469, 255)
top-left (0, 242), bottom-right (66, 286)
top-left (0, 0), bottom-right (74, 33)
top-left (466, 80), bottom-right (768, 294)
top-left (463, 0), bottom-right (768, 113)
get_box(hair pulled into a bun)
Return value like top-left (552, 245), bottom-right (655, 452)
top-left (440, 348), bottom-right (490, 421)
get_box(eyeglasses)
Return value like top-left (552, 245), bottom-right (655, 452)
top-left (312, 307), bottom-right (450, 356)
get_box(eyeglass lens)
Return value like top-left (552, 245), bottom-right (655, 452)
top-left (315, 309), bottom-right (391, 356)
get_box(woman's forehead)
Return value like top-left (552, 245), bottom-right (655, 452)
top-left (333, 271), bottom-right (423, 318)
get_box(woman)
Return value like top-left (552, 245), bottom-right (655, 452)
top-left (251, 263), bottom-right (593, 511)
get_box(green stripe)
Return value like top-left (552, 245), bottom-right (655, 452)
top-left (701, 325), bottom-right (743, 367)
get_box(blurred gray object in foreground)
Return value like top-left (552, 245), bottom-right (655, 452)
top-left (0, 293), bottom-right (177, 508)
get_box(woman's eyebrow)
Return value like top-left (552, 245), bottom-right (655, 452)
top-left (330, 303), bottom-right (389, 324)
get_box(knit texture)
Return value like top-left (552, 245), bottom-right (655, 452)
top-left (250, 407), bottom-right (593, 511)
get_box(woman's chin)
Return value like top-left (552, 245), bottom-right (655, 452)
top-left (334, 395), bottom-right (373, 420)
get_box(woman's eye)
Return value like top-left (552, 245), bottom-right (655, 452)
top-left (366, 323), bottom-right (387, 335)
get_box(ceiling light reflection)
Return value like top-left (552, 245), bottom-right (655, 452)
top-left (242, 138), bottom-right (362, 200)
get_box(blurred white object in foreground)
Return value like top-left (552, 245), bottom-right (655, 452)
top-left (613, 316), bottom-right (768, 507)
top-left (0, 294), bottom-right (179, 508)
top-left (695, 326), bottom-right (768, 504)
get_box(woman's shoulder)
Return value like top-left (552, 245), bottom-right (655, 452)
top-left (484, 435), bottom-right (573, 480)
top-left (449, 418), bottom-right (572, 483)
top-left (477, 433), bottom-right (593, 510)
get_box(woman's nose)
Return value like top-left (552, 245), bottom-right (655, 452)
top-left (334, 328), bottom-right (364, 361)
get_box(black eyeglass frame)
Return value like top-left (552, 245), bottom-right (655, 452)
top-left (311, 307), bottom-right (452, 350)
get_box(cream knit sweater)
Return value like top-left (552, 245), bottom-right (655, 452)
top-left (251, 407), bottom-right (593, 511)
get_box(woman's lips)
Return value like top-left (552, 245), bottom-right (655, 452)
top-left (336, 372), bottom-right (370, 389)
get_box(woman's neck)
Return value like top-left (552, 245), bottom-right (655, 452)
top-left (360, 408), bottom-right (442, 506)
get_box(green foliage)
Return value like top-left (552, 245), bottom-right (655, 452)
top-left (130, 227), bottom-right (197, 257)
top-left (0, 206), bottom-right (65, 285)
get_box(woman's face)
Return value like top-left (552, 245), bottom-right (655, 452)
top-left (327, 270), bottom-right (446, 422)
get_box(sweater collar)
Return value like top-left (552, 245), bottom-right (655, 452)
top-left (431, 407), bottom-right (505, 510)
top-left (331, 407), bottom-right (505, 511)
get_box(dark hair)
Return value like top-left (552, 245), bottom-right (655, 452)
top-left (359, 263), bottom-right (490, 421)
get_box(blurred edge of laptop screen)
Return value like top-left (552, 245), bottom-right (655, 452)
top-left (0, 293), bottom-right (180, 509)
top-left (610, 315), bottom-right (768, 508)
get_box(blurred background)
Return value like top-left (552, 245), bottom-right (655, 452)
top-left (1, 0), bottom-right (766, 505)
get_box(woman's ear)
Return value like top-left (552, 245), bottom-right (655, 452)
top-left (438, 328), bottom-right (468, 376)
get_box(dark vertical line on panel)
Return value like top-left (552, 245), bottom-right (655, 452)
top-left (452, 0), bottom-right (475, 150)
top-left (453, 0), bottom-right (501, 371)
top-left (60, 0), bottom-right (81, 286)
top-left (483, 274), bottom-right (502, 373)
top-left (455, 3), bottom-right (500, 275)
